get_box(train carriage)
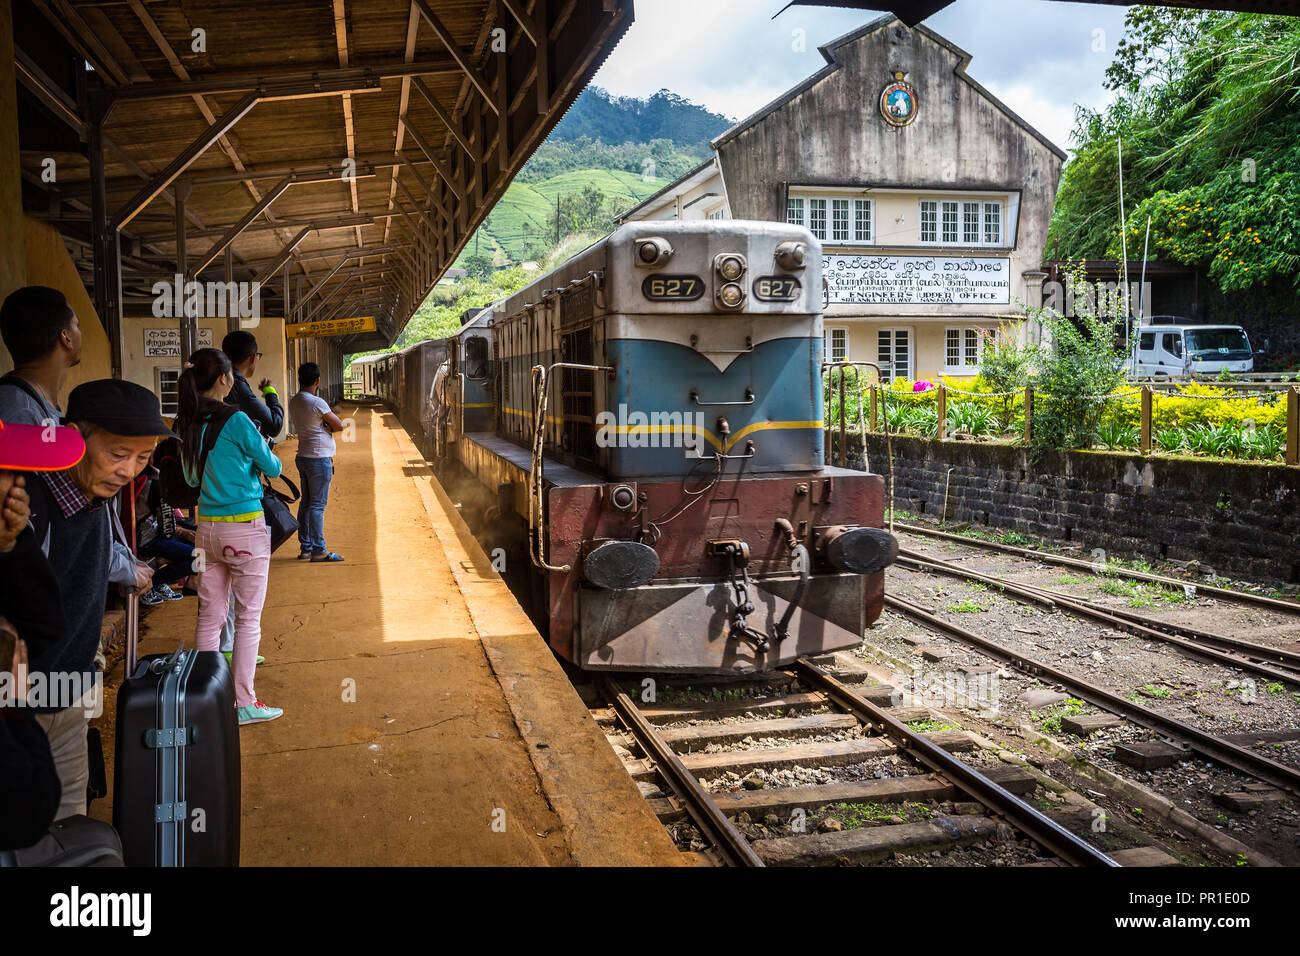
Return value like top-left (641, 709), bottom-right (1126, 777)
top-left (363, 220), bottom-right (898, 674)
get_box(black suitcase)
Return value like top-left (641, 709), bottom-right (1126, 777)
top-left (112, 596), bottom-right (241, 866)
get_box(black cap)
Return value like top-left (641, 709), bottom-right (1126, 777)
top-left (65, 379), bottom-right (178, 438)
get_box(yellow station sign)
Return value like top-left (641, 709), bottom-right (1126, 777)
top-left (285, 315), bottom-right (377, 340)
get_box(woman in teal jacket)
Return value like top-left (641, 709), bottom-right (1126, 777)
top-left (175, 348), bottom-right (284, 726)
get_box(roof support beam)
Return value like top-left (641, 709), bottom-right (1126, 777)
top-left (412, 0), bottom-right (498, 112)
top-left (399, 117), bottom-right (465, 202)
top-left (109, 91), bottom-right (259, 231)
top-left (501, 0), bottom-right (540, 45)
top-left (14, 46), bottom-right (86, 137)
top-left (256, 227), bottom-right (313, 280)
top-left (192, 176), bottom-right (294, 275)
top-left (411, 76), bottom-right (480, 163)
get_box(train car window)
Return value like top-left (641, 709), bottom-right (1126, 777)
top-left (464, 335), bottom-right (489, 379)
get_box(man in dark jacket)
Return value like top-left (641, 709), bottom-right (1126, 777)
top-left (221, 330), bottom-right (283, 441)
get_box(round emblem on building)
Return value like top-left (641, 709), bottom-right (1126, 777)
top-left (880, 73), bottom-right (918, 127)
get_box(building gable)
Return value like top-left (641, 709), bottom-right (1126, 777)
top-left (714, 17), bottom-right (1064, 225)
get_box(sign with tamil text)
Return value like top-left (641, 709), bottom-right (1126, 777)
top-left (824, 255), bottom-right (1011, 305)
top-left (144, 327), bottom-right (213, 357)
top-left (285, 315), bottom-right (377, 341)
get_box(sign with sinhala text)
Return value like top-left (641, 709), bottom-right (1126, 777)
top-left (144, 327), bottom-right (214, 357)
top-left (285, 315), bottom-right (377, 341)
top-left (824, 255), bottom-right (1010, 305)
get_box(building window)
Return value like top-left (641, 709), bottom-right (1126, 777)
top-left (826, 327), bottom-right (848, 364)
top-left (962, 202), bottom-right (980, 244)
top-left (941, 201), bottom-right (959, 244)
top-left (786, 191), bottom-right (874, 245)
top-left (920, 198), bottom-right (1006, 246)
top-left (157, 368), bottom-right (181, 416)
top-left (786, 196), bottom-right (804, 227)
top-left (983, 202), bottom-right (1002, 245)
top-left (832, 200), bottom-right (850, 242)
top-left (808, 198), bottom-right (827, 240)
top-left (945, 328), bottom-right (983, 372)
top-left (878, 329), bottom-right (911, 381)
top-left (707, 206), bottom-right (727, 220)
top-left (920, 201), bottom-right (937, 243)
top-left (855, 200), bottom-right (872, 241)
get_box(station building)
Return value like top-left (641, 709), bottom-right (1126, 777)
top-left (618, 16), bottom-right (1066, 383)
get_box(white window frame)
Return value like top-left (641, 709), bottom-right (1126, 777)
top-left (706, 202), bottom-right (728, 221)
top-left (787, 190), bottom-right (875, 245)
top-left (156, 367), bottom-right (181, 417)
top-left (877, 327), bottom-right (913, 381)
top-left (825, 326), bottom-right (849, 364)
top-left (786, 196), bottom-right (805, 227)
top-left (944, 327), bottom-right (983, 374)
top-left (919, 198), bottom-right (1006, 247)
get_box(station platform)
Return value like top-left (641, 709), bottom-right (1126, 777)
top-left (92, 404), bottom-right (683, 867)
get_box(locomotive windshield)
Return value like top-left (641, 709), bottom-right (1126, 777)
top-left (463, 335), bottom-right (490, 379)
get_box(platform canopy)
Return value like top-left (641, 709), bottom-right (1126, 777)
top-left (15, 0), bottom-right (632, 367)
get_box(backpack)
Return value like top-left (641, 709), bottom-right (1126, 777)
top-left (155, 407), bottom-right (236, 510)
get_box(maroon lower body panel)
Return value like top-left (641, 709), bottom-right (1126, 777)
top-left (544, 469), bottom-right (886, 673)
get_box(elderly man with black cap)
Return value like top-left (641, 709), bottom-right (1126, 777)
top-left (20, 378), bottom-right (175, 821)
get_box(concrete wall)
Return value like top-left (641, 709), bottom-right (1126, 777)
top-left (854, 434), bottom-right (1300, 583)
top-left (0, 218), bottom-right (114, 394)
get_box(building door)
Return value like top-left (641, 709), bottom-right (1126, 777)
top-left (877, 328), bottom-right (912, 380)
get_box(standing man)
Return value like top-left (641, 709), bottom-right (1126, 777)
top-left (217, 330), bottom-right (282, 665)
top-left (0, 286), bottom-right (83, 427)
top-left (221, 330), bottom-right (283, 440)
top-left (289, 362), bottom-right (345, 562)
top-left (23, 380), bottom-right (175, 820)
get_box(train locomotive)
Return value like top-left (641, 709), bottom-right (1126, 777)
top-left (354, 220), bottom-right (898, 673)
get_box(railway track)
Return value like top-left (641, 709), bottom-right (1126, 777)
top-left (894, 550), bottom-right (1300, 686)
top-left (893, 521), bottom-right (1300, 616)
top-left (589, 665), bottom-right (1199, 867)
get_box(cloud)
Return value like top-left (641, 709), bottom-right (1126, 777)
top-left (591, 0), bottom-right (1131, 152)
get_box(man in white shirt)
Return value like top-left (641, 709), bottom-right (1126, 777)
top-left (288, 362), bottom-right (346, 562)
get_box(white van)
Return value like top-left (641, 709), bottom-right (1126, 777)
top-left (1125, 324), bottom-right (1255, 377)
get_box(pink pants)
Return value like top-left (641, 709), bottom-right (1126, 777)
top-left (195, 517), bottom-right (271, 708)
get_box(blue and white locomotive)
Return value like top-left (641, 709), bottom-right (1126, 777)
top-left (360, 220), bottom-right (897, 673)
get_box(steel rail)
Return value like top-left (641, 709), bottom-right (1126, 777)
top-left (884, 595), bottom-right (1300, 797)
top-left (596, 678), bottom-right (764, 867)
top-left (894, 522), bottom-right (1300, 615)
top-left (930, 560), bottom-right (1300, 675)
top-left (896, 551), bottom-right (1300, 688)
top-left (793, 661), bottom-right (1118, 866)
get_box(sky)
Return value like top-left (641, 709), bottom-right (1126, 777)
top-left (591, 0), bottom-right (1134, 153)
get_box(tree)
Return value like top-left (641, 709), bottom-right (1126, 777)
top-left (1048, 12), bottom-right (1300, 293)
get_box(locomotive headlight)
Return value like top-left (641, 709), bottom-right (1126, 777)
top-left (717, 282), bottom-right (745, 309)
top-left (715, 253), bottom-right (747, 281)
top-left (775, 240), bottom-right (808, 271)
top-left (636, 237), bottom-right (673, 267)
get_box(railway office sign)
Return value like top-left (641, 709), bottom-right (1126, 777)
top-left (144, 327), bottom-right (213, 357)
top-left (285, 315), bottom-right (377, 340)
top-left (823, 255), bottom-right (1010, 305)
